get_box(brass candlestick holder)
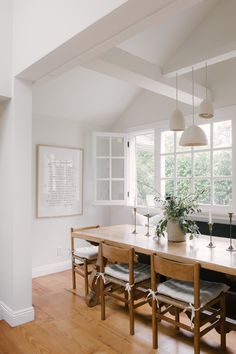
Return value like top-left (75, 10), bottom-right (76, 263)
top-left (207, 223), bottom-right (215, 248)
top-left (227, 212), bottom-right (235, 252)
top-left (132, 207), bottom-right (138, 234)
top-left (145, 213), bottom-right (151, 237)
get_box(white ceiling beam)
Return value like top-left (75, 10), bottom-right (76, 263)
top-left (163, 44), bottom-right (236, 78)
top-left (84, 48), bottom-right (210, 105)
top-left (17, 0), bottom-right (203, 81)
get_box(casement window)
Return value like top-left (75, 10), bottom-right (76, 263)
top-left (93, 117), bottom-right (233, 214)
top-left (94, 133), bottom-right (127, 205)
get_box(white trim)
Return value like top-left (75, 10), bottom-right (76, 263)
top-left (32, 260), bottom-right (72, 279)
top-left (0, 301), bottom-right (35, 327)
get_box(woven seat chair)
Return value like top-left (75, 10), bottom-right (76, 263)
top-left (150, 254), bottom-right (229, 354)
top-left (98, 241), bottom-right (151, 335)
top-left (71, 225), bottom-right (99, 296)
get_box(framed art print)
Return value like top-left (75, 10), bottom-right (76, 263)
top-left (36, 145), bottom-right (83, 218)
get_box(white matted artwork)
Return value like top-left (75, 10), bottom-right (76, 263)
top-left (36, 145), bottom-right (83, 218)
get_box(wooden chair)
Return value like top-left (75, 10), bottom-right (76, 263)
top-left (151, 254), bottom-right (229, 354)
top-left (99, 241), bottom-right (151, 335)
top-left (71, 225), bottom-right (100, 296)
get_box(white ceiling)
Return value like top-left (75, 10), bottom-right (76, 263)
top-left (33, 0), bottom-right (236, 126)
top-left (33, 66), bottom-right (139, 126)
top-left (118, 0), bottom-right (218, 67)
top-left (183, 57), bottom-right (236, 108)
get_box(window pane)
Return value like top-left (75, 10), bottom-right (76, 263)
top-left (96, 158), bottom-right (109, 178)
top-left (161, 131), bottom-right (174, 154)
top-left (161, 179), bottom-right (174, 197)
top-left (96, 181), bottom-right (109, 200)
top-left (214, 180), bottom-right (232, 205)
top-left (112, 158), bottom-right (124, 178)
top-left (176, 131), bottom-right (191, 152)
top-left (161, 155), bottom-right (174, 178)
top-left (177, 179), bottom-right (191, 198)
top-left (194, 152), bottom-right (210, 177)
top-left (96, 136), bottom-right (109, 156)
top-left (194, 179), bottom-right (211, 204)
top-left (136, 133), bottom-right (155, 205)
top-left (176, 153), bottom-right (191, 177)
top-left (111, 137), bottom-right (124, 157)
top-left (111, 181), bottom-right (124, 200)
top-left (213, 150), bottom-right (232, 177)
top-left (213, 120), bottom-right (232, 148)
top-left (193, 124), bottom-right (210, 150)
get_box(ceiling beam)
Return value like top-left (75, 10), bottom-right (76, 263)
top-left (84, 48), bottom-right (211, 106)
top-left (17, 0), bottom-right (203, 81)
top-left (163, 44), bottom-right (236, 78)
top-left (162, 0), bottom-right (236, 77)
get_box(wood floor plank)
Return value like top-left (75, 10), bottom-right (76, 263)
top-left (0, 270), bottom-right (235, 354)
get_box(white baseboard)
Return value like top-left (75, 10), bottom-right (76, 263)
top-left (0, 301), bottom-right (35, 327)
top-left (32, 260), bottom-right (72, 278)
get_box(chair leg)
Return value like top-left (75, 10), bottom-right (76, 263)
top-left (129, 289), bottom-right (135, 335)
top-left (174, 307), bottom-right (180, 331)
top-left (124, 291), bottom-right (128, 309)
top-left (220, 294), bottom-right (226, 351)
top-left (84, 259), bottom-right (89, 296)
top-left (72, 262), bottom-right (76, 289)
top-left (100, 276), bottom-right (105, 320)
top-left (152, 299), bottom-right (158, 349)
top-left (194, 311), bottom-right (200, 354)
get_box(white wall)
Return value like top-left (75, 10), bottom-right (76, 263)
top-left (32, 115), bottom-right (110, 272)
top-left (13, 0), bottom-right (126, 75)
top-left (0, 0), bottom-right (12, 98)
top-left (0, 100), bottom-right (14, 309)
top-left (0, 78), bottom-right (34, 325)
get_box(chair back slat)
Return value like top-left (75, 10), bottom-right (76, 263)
top-left (101, 242), bottom-right (132, 264)
top-left (152, 254), bottom-right (198, 282)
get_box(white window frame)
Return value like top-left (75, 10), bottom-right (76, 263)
top-left (93, 132), bottom-right (127, 205)
top-left (125, 105), bottom-right (236, 221)
top-left (159, 118), bottom-right (233, 214)
top-left (126, 129), bottom-right (156, 207)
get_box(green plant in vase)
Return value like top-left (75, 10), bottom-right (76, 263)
top-left (155, 191), bottom-right (203, 241)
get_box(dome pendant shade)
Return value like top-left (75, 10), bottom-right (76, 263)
top-left (169, 108), bottom-right (185, 131)
top-left (179, 124), bottom-right (208, 147)
top-left (199, 98), bottom-right (214, 118)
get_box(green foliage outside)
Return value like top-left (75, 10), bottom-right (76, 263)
top-left (136, 121), bottom-right (232, 207)
top-left (136, 150), bottom-right (154, 205)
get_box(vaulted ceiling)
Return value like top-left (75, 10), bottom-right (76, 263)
top-left (33, 0), bottom-right (236, 126)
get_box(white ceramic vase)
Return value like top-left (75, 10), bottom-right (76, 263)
top-left (167, 219), bottom-right (186, 242)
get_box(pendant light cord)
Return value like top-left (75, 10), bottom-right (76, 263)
top-left (205, 62), bottom-right (208, 99)
top-left (192, 67), bottom-right (194, 124)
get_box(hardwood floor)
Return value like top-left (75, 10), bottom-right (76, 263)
top-left (0, 270), bottom-right (235, 354)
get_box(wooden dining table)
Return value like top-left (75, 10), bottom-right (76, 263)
top-left (72, 224), bottom-right (236, 331)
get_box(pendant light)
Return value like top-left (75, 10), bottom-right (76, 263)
top-left (169, 73), bottom-right (185, 131)
top-left (199, 62), bottom-right (214, 118)
top-left (179, 68), bottom-right (208, 147)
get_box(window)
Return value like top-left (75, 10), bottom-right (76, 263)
top-left (128, 131), bottom-right (155, 206)
top-left (94, 133), bottom-right (126, 204)
top-left (160, 120), bottom-right (232, 207)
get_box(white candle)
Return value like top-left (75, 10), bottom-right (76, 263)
top-left (147, 201), bottom-right (150, 215)
top-left (229, 200), bottom-right (233, 213)
top-left (209, 208), bottom-right (212, 224)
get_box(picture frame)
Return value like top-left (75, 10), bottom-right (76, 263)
top-left (36, 144), bottom-right (83, 218)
